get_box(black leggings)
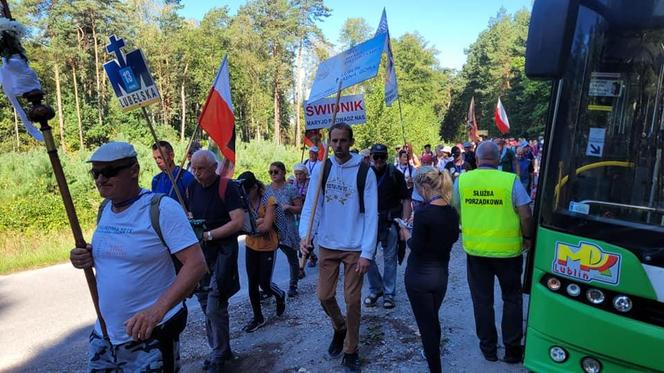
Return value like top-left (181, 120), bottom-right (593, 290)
top-left (405, 261), bottom-right (449, 373)
top-left (246, 246), bottom-right (282, 320)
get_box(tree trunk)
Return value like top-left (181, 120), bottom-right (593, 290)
top-left (92, 24), bottom-right (103, 127)
top-left (273, 79), bottom-right (280, 144)
top-left (180, 62), bottom-right (189, 141)
top-left (72, 63), bottom-right (84, 149)
top-left (294, 41), bottom-right (304, 146)
top-left (54, 63), bottom-right (66, 151)
top-left (13, 107), bottom-right (19, 149)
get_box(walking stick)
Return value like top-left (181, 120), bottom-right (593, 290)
top-left (299, 81), bottom-right (343, 271)
top-left (25, 90), bottom-right (108, 338)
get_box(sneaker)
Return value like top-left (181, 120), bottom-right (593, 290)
top-left (341, 352), bottom-right (361, 372)
top-left (288, 286), bottom-right (298, 298)
top-left (276, 290), bottom-right (286, 316)
top-left (363, 292), bottom-right (383, 307)
top-left (328, 328), bottom-right (347, 357)
top-left (242, 318), bottom-right (266, 333)
top-left (383, 298), bottom-right (395, 309)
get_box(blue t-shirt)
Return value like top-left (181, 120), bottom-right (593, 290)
top-left (152, 167), bottom-right (195, 203)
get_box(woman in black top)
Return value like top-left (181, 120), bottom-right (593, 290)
top-left (400, 166), bottom-right (459, 373)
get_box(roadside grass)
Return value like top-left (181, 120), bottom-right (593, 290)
top-left (0, 228), bottom-right (93, 275)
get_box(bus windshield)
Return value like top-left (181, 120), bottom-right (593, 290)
top-left (540, 3), bottom-right (664, 262)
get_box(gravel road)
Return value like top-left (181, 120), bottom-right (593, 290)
top-left (1, 238), bottom-right (527, 373)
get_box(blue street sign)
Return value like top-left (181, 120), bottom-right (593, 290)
top-left (103, 35), bottom-right (160, 112)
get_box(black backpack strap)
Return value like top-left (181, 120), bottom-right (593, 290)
top-left (357, 162), bottom-right (370, 214)
top-left (96, 199), bottom-right (111, 224)
top-left (320, 158), bottom-right (333, 194)
top-left (150, 193), bottom-right (168, 249)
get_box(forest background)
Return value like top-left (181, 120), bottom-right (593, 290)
top-left (0, 0), bottom-right (549, 273)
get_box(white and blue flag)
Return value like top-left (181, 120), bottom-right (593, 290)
top-left (375, 8), bottom-right (398, 106)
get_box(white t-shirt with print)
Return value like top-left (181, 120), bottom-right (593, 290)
top-left (92, 190), bottom-right (198, 345)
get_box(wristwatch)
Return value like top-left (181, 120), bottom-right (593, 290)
top-left (205, 231), bottom-right (213, 241)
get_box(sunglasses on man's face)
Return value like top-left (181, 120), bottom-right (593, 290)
top-left (269, 169), bottom-right (281, 175)
top-left (372, 154), bottom-right (387, 161)
top-left (90, 162), bottom-right (135, 180)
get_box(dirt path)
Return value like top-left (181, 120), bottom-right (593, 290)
top-left (2, 240), bottom-right (526, 373)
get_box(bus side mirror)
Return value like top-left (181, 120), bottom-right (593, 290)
top-left (526, 0), bottom-right (579, 80)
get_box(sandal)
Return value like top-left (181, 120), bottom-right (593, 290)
top-left (363, 292), bottom-right (383, 307)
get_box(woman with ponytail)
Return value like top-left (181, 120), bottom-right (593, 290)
top-left (399, 166), bottom-right (459, 373)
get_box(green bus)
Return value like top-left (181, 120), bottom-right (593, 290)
top-left (524, 1), bottom-right (664, 372)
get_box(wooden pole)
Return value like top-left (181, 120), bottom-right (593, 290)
top-left (397, 98), bottom-right (407, 145)
top-left (168, 124), bottom-right (200, 198)
top-left (141, 106), bottom-right (189, 213)
top-left (25, 90), bottom-right (108, 338)
top-left (299, 81), bottom-right (343, 271)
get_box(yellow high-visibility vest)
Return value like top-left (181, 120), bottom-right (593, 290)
top-left (458, 168), bottom-right (522, 257)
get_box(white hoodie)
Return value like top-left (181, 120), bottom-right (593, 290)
top-left (299, 153), bottom-right (378, 259)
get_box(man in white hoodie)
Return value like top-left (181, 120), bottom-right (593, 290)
top-left (300, 123), bottom-right (378, 373)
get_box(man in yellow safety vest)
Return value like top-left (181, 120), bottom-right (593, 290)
top-left (453, 141), bottom-right (534, 364)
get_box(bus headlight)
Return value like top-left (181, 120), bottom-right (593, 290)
top-left (566, 283), bottom-right (581, 297)
top-left (586, 288), bottom-right (605, 304)
top-left (549, 346), bottom-right (567, 363)
top-left (581, 357), bottom-right (602, 373)
top-left (546, 277), bottom-right (562, 291)
top-left (613, 295), bottom-right (632, 312)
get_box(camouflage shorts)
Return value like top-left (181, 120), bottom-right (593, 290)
top-left (88, 307), bottom-right (186, 372)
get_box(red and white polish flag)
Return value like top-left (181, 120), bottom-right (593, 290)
top-left (494, 97), bottom-right (510, 135)
top-left (199, 55), bottom-right (236, 177)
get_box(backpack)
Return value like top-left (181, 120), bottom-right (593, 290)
top-left (218, 177), bottom-right (258, 235)
top-left (321, 158), bottom-right (370, 213)
top-left (96, 193), bottom-right (183, 272)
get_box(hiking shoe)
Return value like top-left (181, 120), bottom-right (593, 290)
top-left (288, 286), bottom-right (298, 298)
top-left (383, 298), bottom-right (395, 309)
top-left (342, 352), bottom-right (361, 372)
top-left (328, 328), bottom-right (347, 357)
top-left (242, 318), bottom-right (266, 333)
top-left (276, 290), bottom-right (286, 316)
top-left (308, 254), bottom-right (318, 267)
top-left (363, 292), bottom-right (383, 307)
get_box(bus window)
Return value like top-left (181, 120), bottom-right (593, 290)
top-left (540, 4), bottom-right (664, 256)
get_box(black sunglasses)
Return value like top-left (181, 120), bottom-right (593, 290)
top-left (269, 169), bottom-right (281, 175)
top-left (372, 154), bottom-right (387, 160)
top-left (90, 162), bottom-right (135, 179)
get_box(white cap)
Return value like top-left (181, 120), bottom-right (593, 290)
top-left (293, 162), bottom-right (308, 174)
top-left (87, 142), bottom-right (137, 162)
top-left (442, 146), bottom-right (452, 153)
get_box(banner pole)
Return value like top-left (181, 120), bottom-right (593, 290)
top-left (299, 80), bottom-right (343, 271)
top-left (25, 90), bottom-right (108, 338)
top-left (397, 98), bottom-right (406, 144)
top-left (168, 124), bottom-right (200, 198)
top-left (141, 106), bottom-right (189, 213)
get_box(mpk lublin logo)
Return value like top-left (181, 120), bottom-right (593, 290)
top-left (552, 241), bottom-right (621, 285)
